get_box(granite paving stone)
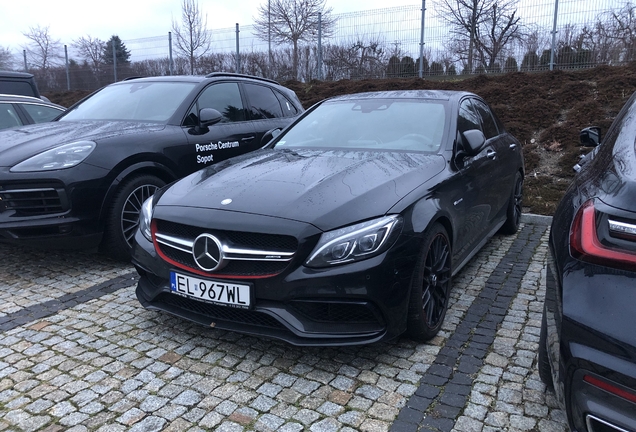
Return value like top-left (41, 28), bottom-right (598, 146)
top-left (0, 220), bottom-right (568, 431)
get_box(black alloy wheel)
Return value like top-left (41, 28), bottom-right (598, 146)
top-left (407, 223), bottom-right (452, 341)
top-left (101, 174), bottom-right (165, 261)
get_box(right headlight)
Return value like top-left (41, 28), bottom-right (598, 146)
top-left (10, 141), bottom-right (96, 172)
top-left (305, 215), bottom-right (403, 268)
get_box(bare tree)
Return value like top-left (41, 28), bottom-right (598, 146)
top-left (172, 0), bottom-right (211, 75)
top-left (22, 25), bottom-right (63, 70)
top-left (253, 0), bottom-right (336, 79)
top-left (600, 2), bottom-right (636, 62)
top-left (474, 1), bottom-right (521, 70)
top-left (0, 46), bottom-right (14, 69)
top-left (435, 0), bottom-right (521, 72)
top-left (73, 36), bottom-right (105, 73)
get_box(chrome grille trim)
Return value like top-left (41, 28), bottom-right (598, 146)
top-left (155, 233), bottom-right (192, 253)
top-left (586, 414), bottom-right (630, 432)
top-left (609, 219), bottom-right (636, 237)
top-left (154, 232), bottom-right (294, 262)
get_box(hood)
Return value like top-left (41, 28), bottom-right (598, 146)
top-left (0, 120), bottom-right (165, 167)
top-left (158, 148), bottom-right (445, 231)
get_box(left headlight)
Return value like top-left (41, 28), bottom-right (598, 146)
top-left (305, 215), bottom-right (403, 268)
top-left (139, 195), bottom-right (155, 242)
top-left (10, 141), bottom-right (96, 172)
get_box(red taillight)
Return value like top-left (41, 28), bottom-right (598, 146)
top-left (584, 374), bottom-right (636, 404)
top-left (570, 200), bottom-right (636, 271)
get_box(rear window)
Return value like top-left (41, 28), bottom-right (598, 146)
top-left (0, 81), bottom-right (37, 97)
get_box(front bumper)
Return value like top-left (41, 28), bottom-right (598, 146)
top-left (0, 165), bottom-right (109, 249)
top-left (132, 225), bottom-right (421, 346)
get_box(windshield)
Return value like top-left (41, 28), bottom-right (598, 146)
top-left (275, 99), bottom-right (448, 152)
top-left (60, 81), bottom-right (196, 123)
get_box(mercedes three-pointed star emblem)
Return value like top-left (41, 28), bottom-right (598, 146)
top-left (192, 234), bottom-right (224, 272)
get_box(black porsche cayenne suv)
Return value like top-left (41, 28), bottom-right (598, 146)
top-left (0, 73), bottom-right (303, 259)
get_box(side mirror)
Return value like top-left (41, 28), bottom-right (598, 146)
top-left (580, 126), bottom-right (601, 147)
top-left (261, 128), bottom-right (282, 147)
top-left (462, 129), bottom-right (486, 156)
top-left (199, 108), bottom-right (223, 127)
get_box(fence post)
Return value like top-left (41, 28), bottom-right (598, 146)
top-left (235, 23), bottom-right (241, 74)
top-left (419, 0), bottom-right (427, 78)
top-left (550, 0), bottom-right (559, 71)
top-left (113, 42), bottom-right (118, 82)
top-left (318, 12), bottom-right (323, 80)
top-left (23, 50), bottom-right (27, 72)
top-left (169, 32), bottom-right (174, 75)
top-left (64, 45), bottom-right (70, 90)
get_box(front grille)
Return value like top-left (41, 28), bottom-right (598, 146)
top-left (161, 246), bottom-right (290, 276)
top-left (0, 187), bottom-right (64, 216)
top-left (155, 219), bottom-right (298, 277)
top-left (157, 220), bottom-right (298, 250)
top-left (158, 293), bottom-right (285, 329)
top-left (289, 301), bottom-right (382, 325)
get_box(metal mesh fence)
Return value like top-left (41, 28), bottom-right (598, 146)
top-left (29, 0), bottom-right (636, 91)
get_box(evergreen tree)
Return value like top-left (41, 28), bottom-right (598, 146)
top-left (520, 51), bottom-right (538, 71)
top-left (430, 61), bottom-right (444, 75)
top-left (504, 56), bottom-right (518, 72)
top-left (102, 35), bottom-right (131, 65)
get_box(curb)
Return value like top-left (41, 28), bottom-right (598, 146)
top-left (521, 212), bottom-right (552, 226)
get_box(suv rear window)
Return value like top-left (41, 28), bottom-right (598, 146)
top-left (0, 81), bottom-right (37, 97)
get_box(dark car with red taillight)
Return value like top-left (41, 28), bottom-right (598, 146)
top-left (539, 92), bottom-right (636, 432)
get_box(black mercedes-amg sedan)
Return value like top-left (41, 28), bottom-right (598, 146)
top-left (132, 90), bottom-right (525, 346)
top-left (0, 73), bottom-right (303, 259)
top-left (539, 92), bottom-right (636, 432)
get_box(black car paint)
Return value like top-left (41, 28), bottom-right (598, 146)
top-left (542, 92), bottom-right (636, 431)
top-left (0, 75), bottom-right (303, 255)
top-left (132, 90), bottom-right (525, 346)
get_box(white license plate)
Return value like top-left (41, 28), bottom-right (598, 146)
top-left (170, 272), bottom-right (251, 308)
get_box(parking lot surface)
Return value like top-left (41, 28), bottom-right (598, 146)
top-left (0, 219), bottom-right (568, 432)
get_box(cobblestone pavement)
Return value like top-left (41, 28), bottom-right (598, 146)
top-left (0, 219), bottom-right (568, 432)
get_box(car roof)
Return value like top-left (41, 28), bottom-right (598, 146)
top-left (325, 89), bottom-right (475, 102)
top-left (0, 70), bottom-right (35, 79)
top-left (0, 93), bottom-right (64, 108)
top-left (115, 73), bottom-right (282, 86)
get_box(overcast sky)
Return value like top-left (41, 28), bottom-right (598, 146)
top-left (1, 0), bottom-right (419, 51)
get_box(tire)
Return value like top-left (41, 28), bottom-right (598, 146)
top-left (407, 223), bottom-right (452, 342)
top-left (500, 171), bottom-right (523, 235)
top-left (538, 308), bottom-right (554, 389)
top-left (101, 174), bottom-right (165, 261)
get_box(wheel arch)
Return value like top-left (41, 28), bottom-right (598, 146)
top-left (97, 161), bottom-right (178, 229)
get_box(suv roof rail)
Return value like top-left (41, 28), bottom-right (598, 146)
top-left (122, 76), bottom-right (144, 81)
top-left (204, 72), bottom-right (279, 85)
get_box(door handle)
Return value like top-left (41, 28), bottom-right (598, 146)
top-left (487, 149), bottom-right (497, 159)
top-left (241, 136), bottom-right (255, 141)
top-left (509, 143), bottom-right (517, 149)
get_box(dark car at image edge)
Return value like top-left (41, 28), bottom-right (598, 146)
top-left (132, 89), bottom-right (525, 346)
top-left (0, 73), bottom-right (303, 259)
top-left (539, 92), bottom-right (636, 432)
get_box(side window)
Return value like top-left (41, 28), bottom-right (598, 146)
top-left (472, 99), bottom-right (499, 139)
top-left (0, 104), bottom-right (23, 129)
top-left (185, 82), bottom-right (246, 126)
top-left (244, 83), bottom-right (283, 119)
top-left (275, 91), bottom-right (299, 117)
top-left (21, 104), bottom-right (63, 123)
top-left (458, 99), bottom-right (481, 134)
